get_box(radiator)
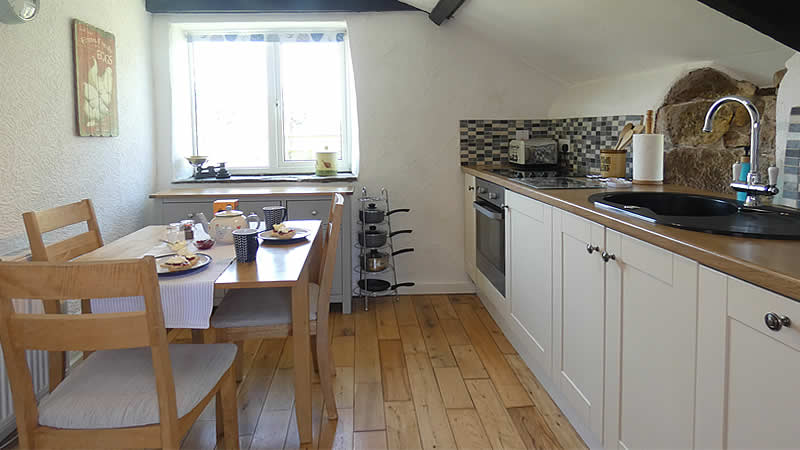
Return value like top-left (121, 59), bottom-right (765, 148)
top-left (0, 300), bottom-right (49, 441)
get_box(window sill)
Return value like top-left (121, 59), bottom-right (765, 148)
top-left (172, 173), bottom-right (357, 184)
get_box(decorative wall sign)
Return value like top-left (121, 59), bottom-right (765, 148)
top-left (73, 19), bottom-right (119, 137)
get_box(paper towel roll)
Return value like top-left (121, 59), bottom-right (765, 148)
top-left (632, 134), bottom-right (664, 184)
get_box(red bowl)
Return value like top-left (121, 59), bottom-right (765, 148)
top-left (195, 239), bottom-right (215, 250)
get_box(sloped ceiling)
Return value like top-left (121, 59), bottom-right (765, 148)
top-left (399, 0), bottom-right (793, 86)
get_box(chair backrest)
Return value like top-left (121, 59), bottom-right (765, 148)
top-left (23, 199), bottom-right (104, 263)
top-left (0, 257), bottom-right (179, 439)
top-left (316, 193), bottom-right (345, 310)
top-left (22, 199), bottom-right (105, 391)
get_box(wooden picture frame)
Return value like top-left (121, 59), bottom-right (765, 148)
top-left (73, 19), bottom-right (119, 137)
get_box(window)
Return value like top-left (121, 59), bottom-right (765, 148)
top-left (187, 30), bottom-right (350, 174)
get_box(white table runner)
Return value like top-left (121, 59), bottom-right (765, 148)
top-left (91, 235), bottom-right (235, 329)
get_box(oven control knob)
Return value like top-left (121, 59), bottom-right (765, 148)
top-left (488, 192), bottom-right (498, 200)
top-left (478, 187), bottom-right (487, 194)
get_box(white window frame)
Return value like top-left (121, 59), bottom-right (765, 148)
top-left (186, 29), bottom-right (352, 175)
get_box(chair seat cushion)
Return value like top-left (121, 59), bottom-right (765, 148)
top-left (37, 343), bottom-right (237, 429)
top-left (210, 283), bottom-right (319, 329)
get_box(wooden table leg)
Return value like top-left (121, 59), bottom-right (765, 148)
top-left (292, 266), bottom-right (313, 445)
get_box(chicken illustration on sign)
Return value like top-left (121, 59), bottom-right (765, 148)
top-left (73, 19), bottom-right (119, 137)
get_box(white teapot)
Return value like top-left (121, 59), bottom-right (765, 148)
top-left (209, 206), bottom-right (248, 244)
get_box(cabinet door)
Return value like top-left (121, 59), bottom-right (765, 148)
top-left (696, 267), bottom-right (800, 449)
top-left (604, 230), bottom-right (698, 449)
top-left (506, 191), bottom-right (552, 371)
top-left (552, 210), bottom-right (605, 443)
top-left (464, 174), bottom-right (477, 282)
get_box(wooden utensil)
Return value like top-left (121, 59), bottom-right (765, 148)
top-left (617, 126), bottom-right (635, 150)
top-left (632, 124), bottom-right (645, 135)
top-left (645, 110), bottom-right (654, 134)
top-left (615, 123), bottom-right (634, 150)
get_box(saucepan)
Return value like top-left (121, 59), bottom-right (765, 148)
top-left (357, 226), bottom-right (412, 248)
top-left (359, 203), bottom-right (410, 224)
top-left (360, 248), bottom-right (414, 272)
top-left (357, 279), bottom-right (415, 292)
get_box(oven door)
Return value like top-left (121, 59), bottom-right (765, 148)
top-left (473, 200), bottom-right (505, 296)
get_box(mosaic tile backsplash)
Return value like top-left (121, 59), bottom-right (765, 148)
top-left (782, 106), bottom-right (800, 206)
top-left (460, 115), bottom-right (643, 176)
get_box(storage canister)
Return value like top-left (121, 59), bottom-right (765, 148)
top-left (600, 149), bottom-right (627, 178)
top-left (315, 147), bottom-right (338, 176)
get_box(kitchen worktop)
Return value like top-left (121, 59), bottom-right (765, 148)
top-left (150, 185), bottom-right (354, 198)
top-left (464, 165), bottom-right (800, 301)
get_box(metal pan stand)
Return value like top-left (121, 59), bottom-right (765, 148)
top-left (354, 186), bottom-right (414, 310)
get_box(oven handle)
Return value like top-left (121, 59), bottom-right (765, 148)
top-left (473, 201), bottom-right (504, 220)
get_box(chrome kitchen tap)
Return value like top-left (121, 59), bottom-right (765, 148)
top-left (702, 95), bottom-right (778, 206)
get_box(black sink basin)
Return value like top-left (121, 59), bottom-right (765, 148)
top-left (596, 192), bottom-right (739, 217)
top-left (589, 192), bottom-right (800, 239)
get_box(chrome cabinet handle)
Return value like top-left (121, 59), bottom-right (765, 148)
top-left (311, 210), bottom-right (318, 216)
top-left (586, 244), bottom-right (600, 254)
top-left (765, 312), bottom-right (791, 331)
top-left (601, 251), bottom-right (616, 262)
top-left (468, 186), bottom-right (475, 191)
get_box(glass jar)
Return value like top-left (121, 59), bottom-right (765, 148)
top-left (166, 223), bottom-right (182, 243)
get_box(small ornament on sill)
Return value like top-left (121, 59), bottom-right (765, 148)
top-left (315, 146), bottom-right (338, 177)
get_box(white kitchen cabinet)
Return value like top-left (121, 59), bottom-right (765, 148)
top-left (696, 267), bottom-right (800, 449)
top-left (506, 190), bottom-right (553, 372)
top-left (552, 210), bottom-right (606, 444)
top-left (464, 174), bottom-right (477, 282)
top-left (604, 229), bottom-right (699, 449)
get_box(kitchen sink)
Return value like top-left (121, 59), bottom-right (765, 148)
top-left (589, 192), bottom-right (800, 239)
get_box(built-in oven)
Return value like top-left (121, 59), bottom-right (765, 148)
top-left (473, 179), bottom-right (505, 296)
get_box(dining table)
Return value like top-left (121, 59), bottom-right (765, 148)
top-left (74, 219), bottom-right (323, 444)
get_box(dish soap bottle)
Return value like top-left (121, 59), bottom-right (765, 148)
top-left (736, 148), bottom-right (751, 203)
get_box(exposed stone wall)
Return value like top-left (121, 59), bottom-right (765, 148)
top-left (655, 68), bottom-right (778, 194)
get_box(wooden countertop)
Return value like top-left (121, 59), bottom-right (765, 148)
top-left (463, 166), bottom-right (800, 301)
top-left (149, 185), bottom-right (354, 199)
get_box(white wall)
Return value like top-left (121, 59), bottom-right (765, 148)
top-left (0, 0), bottom-right (155, 256)
top-left (547, 62), bottom-right (708, 119)
top-left (775, 52), bottom-right (800, 206)
top-left (546, 57), bottom-right (791, 120)
top-left (151, 12), bottom-right (564, 293)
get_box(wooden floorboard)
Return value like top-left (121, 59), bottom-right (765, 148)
top-left (6, 295), bottom-right (583, 450)
top-left (20, 294), bottom-right (585, 450)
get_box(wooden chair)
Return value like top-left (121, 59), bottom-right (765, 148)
top-left (22, 199), bottom-right (104, 392)
top-left (0, 257), bottom-right (240, 450)
top-left (210, 193), bottom-right (344, 420)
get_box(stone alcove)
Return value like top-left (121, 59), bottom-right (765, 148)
top-left (655, 68), bottom-right (783, 194)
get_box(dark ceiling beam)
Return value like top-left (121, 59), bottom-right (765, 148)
top-left (145, 0), bottom-right (423, 13)
top-left (697, 0), bottom-right (800, 53)
top-left (429, 0), bottom-right (466, 25)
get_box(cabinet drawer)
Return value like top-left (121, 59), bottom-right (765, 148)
top-left (507, 190), bottom-right (545, 221)
top-left (162, 199), bottom-right (279, 225)
top-left (728, 277), bottom-right (800, 351)
top-left (287, 199), bottom-right (331, 221)
top-left (162, 201), bottom-right (213, 224)
top-left (238, 200), bottom-right (281, 217)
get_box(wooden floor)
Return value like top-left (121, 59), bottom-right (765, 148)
top-left (5, 294), bottom-right (586, 449)
top-left (178, 294), bottom-right (587, 450)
